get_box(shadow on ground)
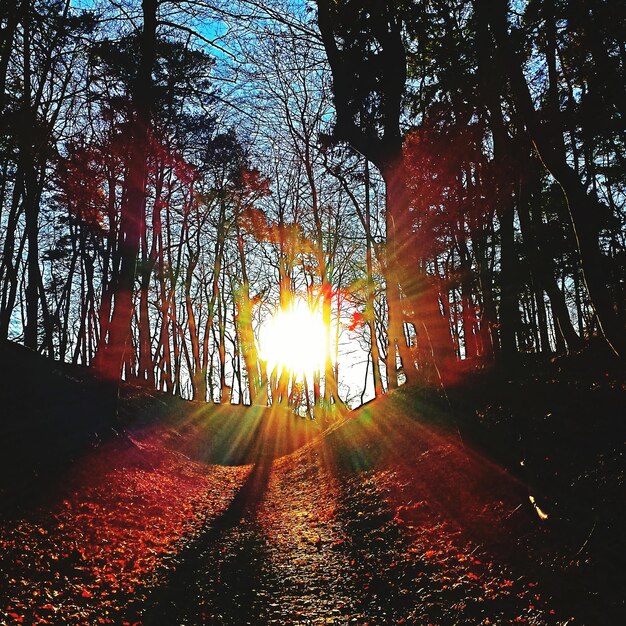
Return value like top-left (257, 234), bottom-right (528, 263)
top-left (134, 459), bottom-right (275, 625)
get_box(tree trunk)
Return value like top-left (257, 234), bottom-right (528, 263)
top-left (0, 173), bottom-right (24, 340)
top-left (235, 224), bottom-right (261, 404)
top-left (364, 161), bottom-right (383, 396)
top-left (316, 0), bottom-right (455, 382)
top-left (497, 199), bottom-right (519, 358)
top-left (185, 256), bottom-right (204, 400)
top-left (382, 162), bottom-right (416, 386)
top-left (21, 0), bottom-right (39, 350)
top-left (95, 0), bottom-right (158, 381)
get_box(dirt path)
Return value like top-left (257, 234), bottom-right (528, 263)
top-left (1, 395), bottom-right (608, 625)
top-left (127, 406), bottom-right (571, 625)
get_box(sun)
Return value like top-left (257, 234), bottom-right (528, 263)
top-left (259, 301), bottom-right (327, 377)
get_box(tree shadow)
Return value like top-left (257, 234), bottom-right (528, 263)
top-left (133, 458), bottom-right (275, 625)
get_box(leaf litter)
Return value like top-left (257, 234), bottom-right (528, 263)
top-left (0, 397), bottom-right (598, 625)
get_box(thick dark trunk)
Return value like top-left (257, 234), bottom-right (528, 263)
top-left (317, 0), bottom-right (455, 382)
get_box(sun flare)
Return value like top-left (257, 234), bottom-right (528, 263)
top-left (259, 302), bottom-right (327, 376)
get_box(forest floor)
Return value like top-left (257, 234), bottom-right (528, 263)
top-left (0, 340), bottom-right (624, 625)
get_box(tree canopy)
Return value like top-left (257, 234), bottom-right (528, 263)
top-left (1, 0), bottom-right (624, 411)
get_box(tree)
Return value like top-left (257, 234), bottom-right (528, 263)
top-left (316, 0), bottom-right (457, 386)
top-left (480, 0), bottom-right (626, 357)
top-left (93, 0), bottom-right (158, 386)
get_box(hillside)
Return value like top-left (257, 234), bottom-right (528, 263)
top-left (0, 341), bottom-right (624, 625)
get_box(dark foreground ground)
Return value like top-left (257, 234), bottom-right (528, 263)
top-left (0, 340), bottom-right (624, 625)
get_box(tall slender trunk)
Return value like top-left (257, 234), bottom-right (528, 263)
top-left (137, 243), bottom-right (154, 386)
top-left (364, 160), bottom-right (383, 396)
top-left (74, 240), bottom-right (96, 364)
top-left (21, 0), bottom-right (39, 349)
top-left (458, 233), bottom-right (478, 359)
top-left (382, 162), bottom-right (416, 387)
top-left (0, 174), bottom-right (25, 340)
top-left (185, 255), bottom-right (203, 400)
top-left (201, 206), bottom-right (226, 401)
top-left (235, 223), bottom-right (260, 403)
top-left (137, 168), bottom-right (165, 388)
top-left (497, 199), bottom-right (519, 357)
top-left (472, 215), bottom-right (498, 358)
top-left (218, 277), bottom-right (228, 402)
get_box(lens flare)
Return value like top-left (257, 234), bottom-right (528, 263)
top-left (259, 301), bottom-right (327, 377)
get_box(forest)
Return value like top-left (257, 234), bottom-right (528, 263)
top-left (0, 0), bottom-right (624, 624)
top-left (1, 0), bottom-right (623, 405)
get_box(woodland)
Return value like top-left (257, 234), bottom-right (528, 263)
top-left (0, 0), bottom-right (625, 625)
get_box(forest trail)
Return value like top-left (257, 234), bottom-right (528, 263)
top-left (0, 390), bottom-right (615, 625)
top-left (127, 397), bottom-right (571, 625)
